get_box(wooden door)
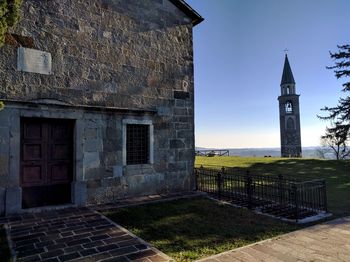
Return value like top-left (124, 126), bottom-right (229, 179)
top-left (21, 118), bottom-right (74, 208)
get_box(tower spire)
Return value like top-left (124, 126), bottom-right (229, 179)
top-left (281, 54), bottom-right (295, 85)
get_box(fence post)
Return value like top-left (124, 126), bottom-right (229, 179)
top-left (217, 172), bottom-right (222, 200)
top-left (194, 168), bottom-right (199, 191)
top-left (291, 183), bottom-right (299, 223)
top-left (278, 174), bottom-right (283, 207)
top-left (322, 180), bottom-right (328, 213)
top-left (246, 170), bottom-right (252, 209)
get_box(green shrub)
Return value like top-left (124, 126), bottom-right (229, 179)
top-left (0, 0), bottom-right (22, 47)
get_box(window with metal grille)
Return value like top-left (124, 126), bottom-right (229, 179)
top-left (126, 124), bottom-right (150, 165)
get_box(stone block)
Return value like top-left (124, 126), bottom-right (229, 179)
top-left (103, 140), bottom-right (118, 152)
top-left (177, 130), bottom-right (193, 139)
top-left (102, 152), bottom-right (118, 167)
top-left (106, 128), bottom-right (118, 140)
top-left (84, 128), bottom-right (98, 139)
top-left (72, 181), bottom-right (87, 207)
top-left (170, 139), bottom-right (185, 149)
top-left (113, 166), bottom-right (123, 177)
top-left (176, 149), bottom-right (194, 161)
top-left (175, 122), bottom-right (191, 129)
top-left (84, 138), bottom-right (103, 152)
top-left (157, 106), bottom-right (172, 116)
top-left (84, 168), bottom-right (104, 180)
top-left (168, 162), bottom-right (187, 172)
top-left (5, 187), bottom-right (21, 215)
top-left (173, 108), bottom-right (187, 116)
top-left (86, 179), bottom-right (102, 189)
top-left (102, 177), bottom-right (121, 187)
top-left (84, 152), bottom-right (100, 168)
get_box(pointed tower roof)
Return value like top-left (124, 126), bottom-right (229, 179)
top-left (281, 54), bottom-right (295, 85)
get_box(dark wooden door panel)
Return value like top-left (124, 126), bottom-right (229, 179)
top-left (21, 120), bottom-right (47, 187)
top-left (21, 165), bottom-right (44, 186)
top-left (23, 144), bottom-right (43, 160)
top-left (21, 118), bottom-right (74, 208)
top-left (51, 144), bottom-right (71, 160)
top-left (23, 122), bottom-right (43, 139)
top-left (49, 164), bottom-right (71, 183)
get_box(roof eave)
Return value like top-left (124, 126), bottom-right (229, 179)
top-left (168, 0), bottom-right (204, 26)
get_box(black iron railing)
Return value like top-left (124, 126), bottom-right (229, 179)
top-left (195, 166), bottom-right (328, 222)
top-left (195, 150), bottom-right (229, 157)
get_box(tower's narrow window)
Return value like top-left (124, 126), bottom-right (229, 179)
top-left (287, 118), bottom-right (295, 129)
top-left (286, 87), bottom-right (290, 94)
top-left (285, 101), bottom-right (293, 113)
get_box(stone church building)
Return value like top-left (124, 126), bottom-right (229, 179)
top-left (0, 0), bottom-right (203, 215)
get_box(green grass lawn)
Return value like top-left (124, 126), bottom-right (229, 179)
top-left (105, 197), bottom-right (297, 262)
top-left (0, 225), bottom-right (11, 262)
top-left (196, 156), bottom-right (350, 216)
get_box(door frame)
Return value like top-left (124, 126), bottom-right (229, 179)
top-left (4, 104), bottom-right (89, 215)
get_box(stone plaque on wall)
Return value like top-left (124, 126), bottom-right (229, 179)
top-left (17, 47), bottom-right (52, 75)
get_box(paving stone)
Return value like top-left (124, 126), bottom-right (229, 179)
top-left (118, 238), bottom-right (142, 247)
top-left (41, 258), bottom-right (60, 262)
top-left (79, 247), bottom-right (99, 256)
top-left (46, 243), bottom-right (66, 251)
top-left (127, 250), bottom-right (158, 260)
top-left (35, 240), bottom-right (55, 248)
top-left (101, 256), bottom-right (131, 262)
top-left (90, 233), bottom-right (110, 241)
top-left (91, 252), bottom-right (112, 261)
top-left (40, 249), bottom-right (65, 259)
top-left (16, 243), bottom-right (36, 252)
top-left (17, 238), bottom-right (41, 247)
top-left (148, 255), bottom-right (170, 262)
top-left (135, 244), bottom-right (148, 250)
top-left (107, 230), bottom-right (126, 238)
top-left (17, 254), bottom-right (41, 262)
top-left (83, 240), bottom-right (105, 248)
top-left (59, 252), bottom-right (81, 261)
top-left (17, 247), bottom-right (45, 258)
top-left (97, 244), bottom-right (119, 252)
top-left (6, 208), bottom-right (171, 262)
top-left (109, 246), bottom-right (138, 257)
top-left (103, 235), bottom-right (134, 244)
top-left (64, 244), bottom-right (85, 254)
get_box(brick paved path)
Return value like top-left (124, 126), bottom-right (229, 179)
top-left (2, 207), bottom-right (171, 262)
top-left (198, 216), bottom-right (350, 262)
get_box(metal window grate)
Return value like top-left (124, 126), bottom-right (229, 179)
top-left (127, 124), bottom-right (149, 165)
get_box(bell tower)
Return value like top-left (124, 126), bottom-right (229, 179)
top-left (278, 54), bottom-right (302, 157)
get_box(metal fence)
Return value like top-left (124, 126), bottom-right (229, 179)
top-left (195, 150), bottom-right (229, 157)
top-left (195, 166), bottom-right (328, 222)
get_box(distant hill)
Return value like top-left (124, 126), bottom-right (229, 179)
top-left (195, 147), bottom-right (321, 158)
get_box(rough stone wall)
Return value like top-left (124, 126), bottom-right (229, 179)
top-left (0, 0), bottom-right (196, 209)
top-left (0, 0), bottom-right (194, 107)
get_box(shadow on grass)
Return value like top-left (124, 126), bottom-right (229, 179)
top-left (105, 197), bottom-right (298, 262)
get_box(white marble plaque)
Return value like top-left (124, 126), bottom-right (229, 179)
top-left (17, 47), bottom-right (52, 75)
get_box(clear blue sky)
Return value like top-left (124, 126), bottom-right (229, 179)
top-left (186, 0), bottom-right (350, 148)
